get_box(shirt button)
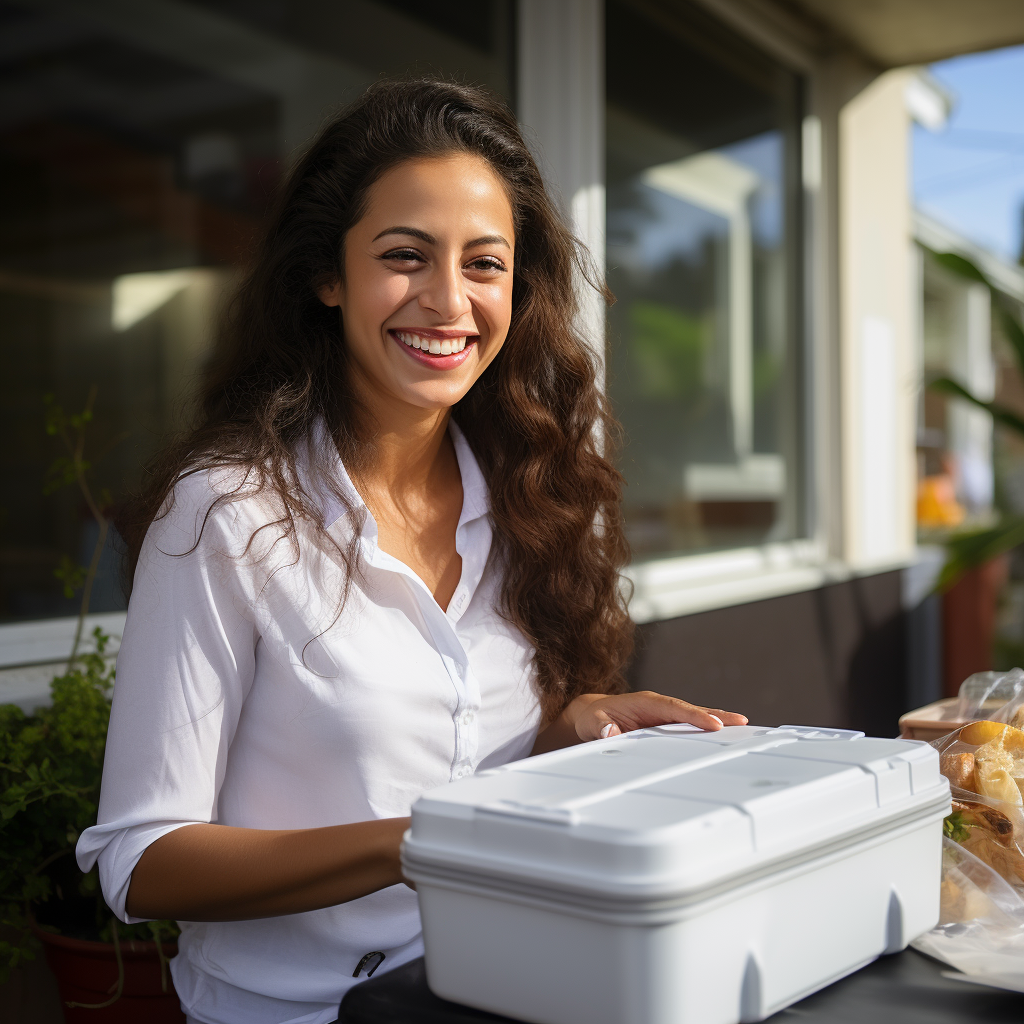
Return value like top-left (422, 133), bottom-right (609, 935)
top-left (457, 710), bottom-right (475, 726)
top-left (453, 766), bottom-right (473, 780)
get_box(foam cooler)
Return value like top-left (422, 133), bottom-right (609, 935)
top-left (402, 725), bottom-right (950, 1024)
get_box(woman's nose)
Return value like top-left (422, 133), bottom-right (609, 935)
top-left (419, 262), bottom-right (471, 321)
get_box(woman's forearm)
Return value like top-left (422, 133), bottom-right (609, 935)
top-left (125, 817), bottom-right (410, 922)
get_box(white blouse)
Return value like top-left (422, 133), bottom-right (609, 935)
top-left (76, 422), bottom-right (542, 1024)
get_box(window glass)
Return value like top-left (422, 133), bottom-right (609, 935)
top-left (606, 0), bottom-right (804, 559)
top-left (0, 0), bottom-right (512, 623)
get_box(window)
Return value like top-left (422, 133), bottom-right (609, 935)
top-left (605, 0), bottom-right (804, 560)
top-left (0, 0), bottom-right (513, 623)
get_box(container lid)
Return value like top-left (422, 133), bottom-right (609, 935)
top-left (405, 725), bottom-right (948, 903)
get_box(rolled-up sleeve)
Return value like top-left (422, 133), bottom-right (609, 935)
top-left (76, 472), bottom-right (260, 922)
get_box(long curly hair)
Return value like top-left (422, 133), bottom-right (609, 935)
top-left (118, 78), bottom-right (633, 720)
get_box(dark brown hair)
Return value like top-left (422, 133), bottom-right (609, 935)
top-left (119, 78), bottom-right (633, 719)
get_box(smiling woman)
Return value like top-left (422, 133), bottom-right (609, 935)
top-left (73, 79), bottom-right (746, 1024)
top-left (318, 154), bottom-right (515, 411)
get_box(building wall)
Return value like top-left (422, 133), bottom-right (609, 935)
top-left (628, 570), bottom-right (929, 738)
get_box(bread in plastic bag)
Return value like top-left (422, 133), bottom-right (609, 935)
top-left (912, 669), bottom-right (1024, 985)
top-left (931, 670), bottom-right (1024, 886)
top-left (912, 838), bottom-right (1024, 987)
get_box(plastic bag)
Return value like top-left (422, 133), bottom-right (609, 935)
top-left (912, 839), bottom-right (1024, 988)
top-left (912, 669), bottom-right (1024, 984)
top-left (954, 667), bottom-right (1024, 727)
top-left (931, 671), bottom-right (1024, 886)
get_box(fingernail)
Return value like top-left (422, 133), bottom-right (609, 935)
top-left (708, 715), bottom-right (724, 727)
top-left (600, 723), bottom-right (618, 739)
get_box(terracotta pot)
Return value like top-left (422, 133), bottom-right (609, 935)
top-left (30, 919), bottom-right (184, 1023)
top-left (942, 554), bottom-right (1009, 698)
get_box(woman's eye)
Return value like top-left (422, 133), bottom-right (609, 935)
top-left (381, 248), bottom-right (424, 263)
top-left (466, 257), bottom-right (506, 272)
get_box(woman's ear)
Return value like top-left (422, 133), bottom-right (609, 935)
top-left (317, 277), bottom-right (343, 308)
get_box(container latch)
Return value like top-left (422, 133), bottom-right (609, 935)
top-left (776, 725), bottom-right (865, 741)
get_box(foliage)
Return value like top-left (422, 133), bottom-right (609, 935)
top-left (942, 810), bottom-right (974, 844)
top-left (0, 628), bottom-right (179, 983)
top-left (629, 300), bottom-right (708, 400)
top-left (43, 390), bottom-right (112, 667)
top-left (926, 249), bottom-right (1024, 589)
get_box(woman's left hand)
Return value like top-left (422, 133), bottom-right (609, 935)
top-left (532, 691), bottom-right (748, 755)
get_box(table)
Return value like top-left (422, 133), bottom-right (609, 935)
top-left (338, 948), bottom-right (1023, 1023)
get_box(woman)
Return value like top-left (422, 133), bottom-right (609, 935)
top-left (77, 79), bottom-right (746, 1024)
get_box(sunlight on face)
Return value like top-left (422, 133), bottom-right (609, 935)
top-left (320, 153), bottom-right (515, 418)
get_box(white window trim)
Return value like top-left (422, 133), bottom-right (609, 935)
top-left (0, 612), bottom-right (125, 711)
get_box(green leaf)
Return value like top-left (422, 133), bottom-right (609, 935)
top-left (929, 376), bottom-right (1024, 439)
top-left (936, 516), bottom-right (1024, 590)
top-left (943, 810), bottom-right (975, 844)
top-left (995, 305), bottom-right (1024, 380)
top-left (930, 251), bottom-right (989, 286)
top-left (53, 557), bottom-right (87, 599)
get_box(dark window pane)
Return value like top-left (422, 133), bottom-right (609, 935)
top-left (0, 0), bottom-right (512, 622)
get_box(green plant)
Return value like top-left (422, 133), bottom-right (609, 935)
top-left (0, 629), bottom-right (178, 984)
top-left (0, 393), bottom-right (177, 989)
top-left (926, 250), bottom-right (1024, 589)
top-left (43, 387), bottom-right (112, 668)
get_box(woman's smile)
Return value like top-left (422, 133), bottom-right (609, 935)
top-left (389, 328), bottom-right (478, 368)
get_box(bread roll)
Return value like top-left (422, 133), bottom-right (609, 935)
top-left (960, 720), bottom-right (1024, 751)
top-left (941, 751), bottom-right (976, 792)
top-left (977, 763), bottom-right (1024, 806)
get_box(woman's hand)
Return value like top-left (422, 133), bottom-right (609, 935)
top-left (532, 691), bottom-right (748, 755)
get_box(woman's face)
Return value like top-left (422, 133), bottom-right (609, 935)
top-left (321, 153), bottom-right (515, 417)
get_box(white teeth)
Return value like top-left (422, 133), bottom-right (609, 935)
top-left (394, 331), bottom-right (472, 355)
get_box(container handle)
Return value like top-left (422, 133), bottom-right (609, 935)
top-left (776, 725), bottom-right (865, 740)
top-left (480, 800), bottom-right (579, 825)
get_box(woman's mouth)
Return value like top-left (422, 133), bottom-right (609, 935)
top-left (389, 329), bottom-right (478, 369)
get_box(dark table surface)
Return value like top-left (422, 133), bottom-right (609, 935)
top-left (338, 948), bottom-right (1023, 1024)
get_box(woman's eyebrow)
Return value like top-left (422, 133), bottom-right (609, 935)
top-left (373, 226), bottom-right (435, 244)
top-left (466, 234), bottom-right (511, 250)
top-left (372, 227), bottom-right (511, 250)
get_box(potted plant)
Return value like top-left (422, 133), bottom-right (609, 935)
top-left (0, 392), bottom-right (182, 1021)
top-left (925, 251), bottom-right (1024, 691)
top-left (1, 631), bottom-right (183, 1022)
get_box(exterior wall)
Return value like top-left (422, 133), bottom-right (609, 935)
top-left (628, 570), bottom-right (922, 738)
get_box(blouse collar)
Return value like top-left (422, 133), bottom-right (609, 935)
top-left (301, 418), bottom-right (490, 533)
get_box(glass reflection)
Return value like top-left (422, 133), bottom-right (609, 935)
top-left (606, 0), bottom-right (802, 559)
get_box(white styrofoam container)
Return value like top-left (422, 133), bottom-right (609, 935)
top-left (402, 725), bottom-right (950, 1024)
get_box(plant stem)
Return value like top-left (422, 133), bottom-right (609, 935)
top-left (67, 519), bottom-right (108, 670)
top-left (60, 385), bottom-right (109, 671)
top-left (65, 918), bottom-right (124, 1009)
